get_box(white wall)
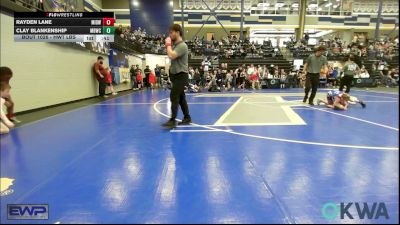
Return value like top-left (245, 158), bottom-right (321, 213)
top-left (144, 54), bottom-right (170, 72)
top-left (128, 54), bottom-right (145, 69)
top-left (0, 12), bottom-right (132, 113)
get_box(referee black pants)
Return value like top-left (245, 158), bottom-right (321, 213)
top-left (304, 73), bottom-right (320, 103)
top-left (170, 73), bottom-right (190, 120)
top-left (339, 76), bottom-right (353, 93)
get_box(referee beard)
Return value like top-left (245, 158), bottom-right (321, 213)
top-left (162, 24), bottom-right (192, 129)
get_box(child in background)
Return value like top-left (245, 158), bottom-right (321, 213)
top-left (105, 67), bottom-right (117, 96)
top-left (1, 82), bottom-right (15, 134)
top-left (136, 69), bottom-right (143, 90)
top-left (161, 69), bottom-right (170, 90)
top-left (250, 69), bottom-right (260, 90)
top-left (149, 70), bottom-right (156, 89)
top-left (280, 69), bottom-right (287, 89)
top-left (0, 67), bottom-right (20, 123)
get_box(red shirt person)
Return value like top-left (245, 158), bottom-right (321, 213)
top-left (136, 70), bottom-right (143, 89)
top-left (92, 56), bottom-right (108, 97)
top-left (105, 68), bottom-right (112, 84)
top-left (149, 71), bottom-right (156, 84)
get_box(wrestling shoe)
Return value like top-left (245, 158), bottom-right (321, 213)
top-left (360, 101), bottom-right (366, 108)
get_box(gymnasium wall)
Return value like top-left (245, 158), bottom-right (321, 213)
top-left (0, 11), bottom-right (133, 113)
top-left (127, 55), bottom-right (145, 70)
top-left (144, 54), bottom-right (171, 73)
top-left (182, 27), bottom-right (248, 40)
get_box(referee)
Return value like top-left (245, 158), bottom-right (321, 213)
top-left (302, 46), bottom-right (328, 105)
top-left (162, 24), bottom-right (192, 128)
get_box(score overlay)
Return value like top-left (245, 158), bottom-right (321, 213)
top-left (14, 12), bottom-right (115, 42)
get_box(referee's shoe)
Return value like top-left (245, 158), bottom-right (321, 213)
top-left (162, 119), bottom-right (177, 129)
top-left (178, 117), bottom-right (192, 125)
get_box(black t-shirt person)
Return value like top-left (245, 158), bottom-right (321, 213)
top-left (144, 67), bottom-right (151, 85)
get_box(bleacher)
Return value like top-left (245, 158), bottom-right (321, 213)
top-left (189, 57), bottom-right (293, 71)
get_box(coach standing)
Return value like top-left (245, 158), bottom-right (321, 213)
top-left (93, 56), bottom-right (107, 98)
top-left (339, 54), bottom-right (359, 93)
top-left (302, 46), bottom-right (328, 105)
top-left (162, 24), bottom-right (192, 128)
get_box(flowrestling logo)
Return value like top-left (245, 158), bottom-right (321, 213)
top-left (322, 202), bottom-right (389, 220)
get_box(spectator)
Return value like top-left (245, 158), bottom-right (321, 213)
top-left (202, 57), bottom-right (210, 78)
top-left (225, 70), bottom-right (234, 91)
top-left (161, 69), bottom-right (170, 90)
top-left (0, 67), bottom-right (20, 123)
top-left (194, 68), bottom-right (201, 86)
top-left (247, 64), bottom-right (255, 77)
top-left (274, 68), bottom-right (280, 79)
top-left (188, 67), bottom-right (195, 85)
top-left (0, 82), bottom-right (14, 134)
top-left (358, 65), bottom-right (370, 78)
top-left (105, 67), bottom-right (117, 95)
top-left (149, 70), bottom-right (156, 89)
top-left (136, 69), bottom-right (143, 90)
top-left (250, 68), bottom-right (260, 90)
top-left (130, 65), bottom-right (137, 90)
top-left (238, 67), bottom-right (246, 89)
top-left (155, 64), bottom-right (161, 87)
top-left (328, 66), bottom-right (339, 87)
top-left (116, 25), bottom-right (123, 37)
top-left (93, 56), bottom-right (108, 98)
top-left (144, 65), bottom-right (151, 88)
top-left (288, 69), bottom-right (297, 88)
top-left (261, 65), bottom-right (269, 79)
top-left (280, 69), bottom-right (288, 89)
top-left (382, 66), bottom-right (397, 87)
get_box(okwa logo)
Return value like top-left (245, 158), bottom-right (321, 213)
top-left (322, 202), bottom-right (389, 220)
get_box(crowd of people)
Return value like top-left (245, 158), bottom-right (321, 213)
top-left (112, 31), bottom-right (399, 93)
top-left (115, 27), bottom-right (284, 59)
top-left (129, 64), bottom-right (167, 90)
top-left (187, 35), bottom-right (283, 59)
top-left (114, 61), bottom-right (302, 93)
top-left (286, 34), bottom-right (399, 87)
top-left (115, 26), bottom-right (167, 55)
top-left (184, 61), bottom-right (301, 92)
top-left (287, 34), bottom-right (399, 63)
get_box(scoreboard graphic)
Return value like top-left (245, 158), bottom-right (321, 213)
top-left (14, 12), bottom-right (115, 42)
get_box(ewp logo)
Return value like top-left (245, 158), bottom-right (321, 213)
top-left (7, 204), bottom-right (49, 220)
top-left (322, 202), bottom-right (389, 220)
